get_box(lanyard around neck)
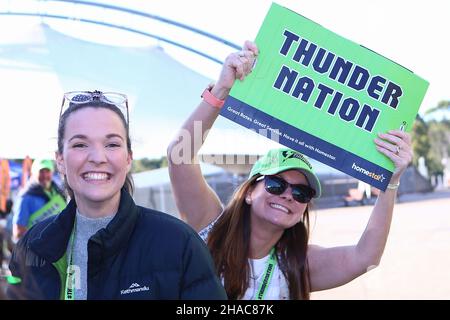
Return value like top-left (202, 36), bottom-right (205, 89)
top-left (64, 218), bottom-right (77, 301)
top-left (255, 248), bottom-right (277, 300)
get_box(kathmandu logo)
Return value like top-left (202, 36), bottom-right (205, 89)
top-left (282, 150), bottom-right (312, 169)
top-left (120, 282), bottom-right (150, 295)
top-left (351, 163), bottom-right (386, 182)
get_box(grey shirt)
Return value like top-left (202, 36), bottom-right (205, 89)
top-left (67, 210), bottom-right (115, 300)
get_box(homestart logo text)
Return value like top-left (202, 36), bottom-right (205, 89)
top-left (351, 163), bottom-right (385, 182)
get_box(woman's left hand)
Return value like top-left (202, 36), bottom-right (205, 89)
top-left (214, 41), bottom-right (258, 92)
top-left (374, 130), bottom-right (413, 182)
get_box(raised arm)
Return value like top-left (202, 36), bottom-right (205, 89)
top-left (167, 41), bottom-right (258, 232)
top-left (308, 130), bottom-right (412, 292)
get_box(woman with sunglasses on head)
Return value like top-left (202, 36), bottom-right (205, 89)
top-left (7, 91), bottom-right (226, 300)
top-left (167, 41), bottom-right (413, 300)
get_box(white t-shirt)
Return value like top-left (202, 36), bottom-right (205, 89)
top-left (244, 253), bottom-right (289, 300)
top-left (199, 219), bottom-right (289, 300)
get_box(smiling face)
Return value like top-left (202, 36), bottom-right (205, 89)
top-left (247, 170), bottom-right (309, 231)
top-left (56, 107), bottom-right (132, 213)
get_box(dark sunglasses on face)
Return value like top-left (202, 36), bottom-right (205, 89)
top-left (256, 175), bottom-right (316, 203)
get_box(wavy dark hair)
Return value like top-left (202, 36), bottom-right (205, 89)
top-left (57, 99), bottom-right (134, 198)
top-left (207, 174), bottom-right (311, 300)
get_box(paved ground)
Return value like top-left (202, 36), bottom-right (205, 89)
top-left (1, 189), bottom-right (448, 300)
top-left (310, 189), bottom-right (450, 300)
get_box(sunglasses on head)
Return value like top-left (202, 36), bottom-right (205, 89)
top-left (60, 90), bottom-right (129, 123)
top-left (256, 175), bottom-right (316, 203)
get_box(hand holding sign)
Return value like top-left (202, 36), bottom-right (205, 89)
top-left (374, 130), bottom-right (413, 184)
top-left (215, 41), bottom-right (259, 93)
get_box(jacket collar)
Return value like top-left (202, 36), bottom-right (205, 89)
top-left (29, 199), bottom-right (76, 262)
top-left (88, 189), bottom-right (139, 263)
top-left (29, 188), bottom-right (139, 263)
top-left (24, 182), bottom-right (48, 200)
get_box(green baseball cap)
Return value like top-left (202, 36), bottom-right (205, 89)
top-left (249, 148), bottom-right (321, 198)
top-left (31, 158), bottom-right (54, 176)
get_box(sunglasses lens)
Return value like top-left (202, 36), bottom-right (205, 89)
top-left (103, 93), bottom-right (127, 105)
top-left (264, 176), bottom-right (286, 195)
top-left (292, 186), bottom-right (314, 203)
top-left (66, 92), bottom-right (92, 103)
top-left (102, 93), bottom-right (129, 122)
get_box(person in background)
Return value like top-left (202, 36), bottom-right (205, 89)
top-left (167, 41), bottom-right (413, 299)
top-left (12, 159), bottom-right (66, 242)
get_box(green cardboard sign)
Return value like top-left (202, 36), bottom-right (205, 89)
top-left (221, 2), bottom-right (429, 190)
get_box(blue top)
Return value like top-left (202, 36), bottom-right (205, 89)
top-left (13, 182), bottom-right (65, 227)
top-left (13, 193), bottom-right (47, 227)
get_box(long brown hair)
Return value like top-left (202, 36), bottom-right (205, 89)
top-left (207, 175), bottom-right (311, 300)
top-left (57, 100), bottom-right (134, 198)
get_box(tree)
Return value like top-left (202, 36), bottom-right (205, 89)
top-left (411, 115), bottom-right (431, 166)
top-left (412, 110), bottom-right (450, 176)
top-left (427, 119), bottom-right (450, 175)
top-left (424, 100), bottom-right (450, 116)
top-left (131, 156), bottom-right (168, 173)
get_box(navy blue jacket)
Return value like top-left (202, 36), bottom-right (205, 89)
top-left (8, 189), bottom-right (227, 300)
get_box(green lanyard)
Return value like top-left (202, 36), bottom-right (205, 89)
top-left (255, 248), bottom-right (277, 300)
top-left (64, 219), bottom-right (77, 301)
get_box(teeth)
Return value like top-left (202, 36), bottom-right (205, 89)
top-left (83, 172), bottom-right (109, 181)
top-left (270, 203), bottom-right (289, 213)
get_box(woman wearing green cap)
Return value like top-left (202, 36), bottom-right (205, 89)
top-left (167, 41), bottom-right (413, 300)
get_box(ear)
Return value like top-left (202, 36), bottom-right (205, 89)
top-left (245, 190), bottom-right (253, 205)
top-left (55, 151), bottom-right (65, 175)
top-left (126, 151), bottom-right (133, 173)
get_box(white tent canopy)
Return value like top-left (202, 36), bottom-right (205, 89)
top-left (0, 18), bottom-right (279, 160)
